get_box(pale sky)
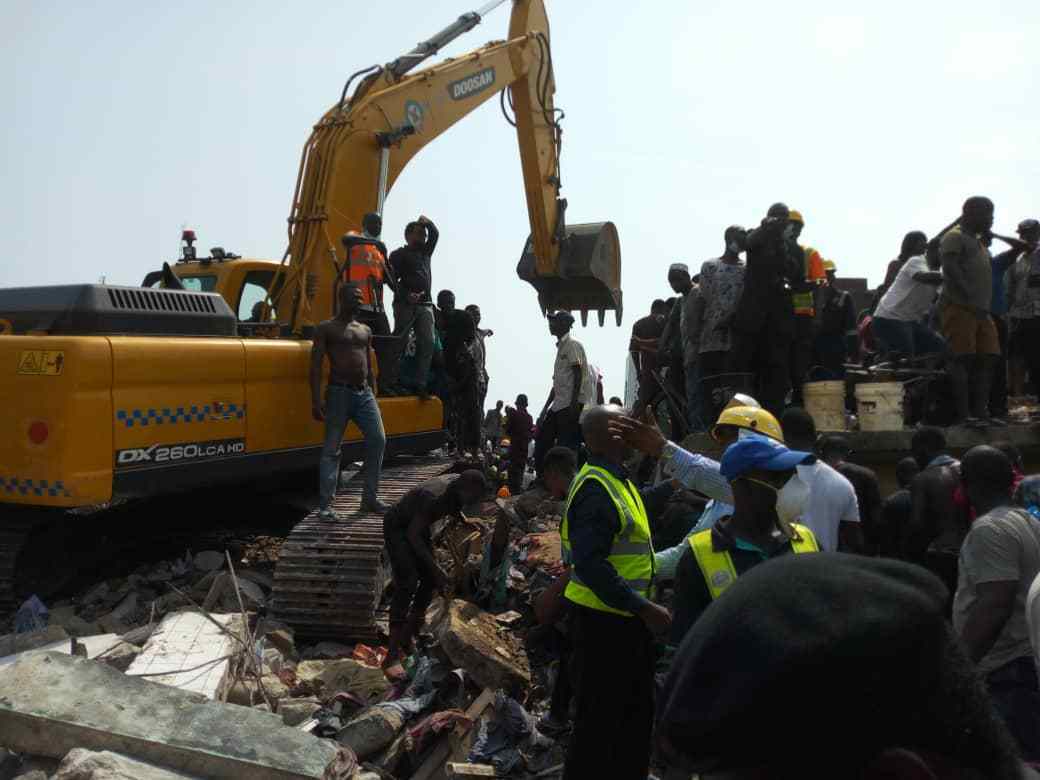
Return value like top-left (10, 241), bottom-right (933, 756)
top-left (3, 0), bottom-right (1038, 409)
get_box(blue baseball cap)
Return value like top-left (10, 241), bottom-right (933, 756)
top-left (720, 436), bottom-right (814, 481)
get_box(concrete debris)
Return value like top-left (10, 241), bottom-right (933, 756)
top-left (446, 763), bottom-right (498, 778)
top-left (279, 698), bottom-right (322, 727)
top-left (125, 611), bottom-right (243, 700)
top-left (264, 625), bottom-right (297, 659)
top-left (0, 653), bottom-right (339, 778)
top-left (77, 635), bottom-right (142, 672)
top-left (238, 569), bottom-right (274, 589)
top-left (494, 611), bottom-right (523, 628)
top-left (296, 658), bottom-right (391, 703)
top-left (52, 749), bottom-right (199, 779)
top-left (307, 640), bottom-right (355, 659)
top-left (0, 625), bottom-right (69, 657)
top-left (336, 704), bottom-right (404, 760)
top-left (193, 550), bottom-right (225, 572)
top-left (432, 600), bottom-right (531, 693)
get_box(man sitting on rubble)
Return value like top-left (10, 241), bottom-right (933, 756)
top-left (657, 553), bottom-right (1033, 779)
top-left (382, 469), bottom-right (488, 680)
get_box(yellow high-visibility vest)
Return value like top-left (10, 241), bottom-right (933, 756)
top-left (689, 523), bottom-right (818, 600)
top-left (793, 246), bottom-right (825, 316)
top-left (560, 463), bottom-right (655, 616)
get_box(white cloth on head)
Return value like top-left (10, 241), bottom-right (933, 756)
top-left (551, 333), bottom-right (589, 411)
top-left (791, 460), bottom-right (860, 552)
top-left (874, 255), bottom-right (936, 322)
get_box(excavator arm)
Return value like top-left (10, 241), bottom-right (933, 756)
top-left (276, 0), bottom-right (621, 333)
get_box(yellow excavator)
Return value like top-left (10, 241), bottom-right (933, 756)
top-left (0, 0), bottom-right (622, 629)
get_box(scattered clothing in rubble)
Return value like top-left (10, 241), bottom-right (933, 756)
top-left (469, 690), bottom-right (553, 774)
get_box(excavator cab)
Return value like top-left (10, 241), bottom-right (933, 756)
top-left (517, 220), bottom-right (622, 326)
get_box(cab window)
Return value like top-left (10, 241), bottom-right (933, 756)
top-left (237, 270), bottom-right (281, 322)
top-left (179, 276), bottom-right (218, 293)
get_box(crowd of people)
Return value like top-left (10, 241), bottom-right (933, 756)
top-left (630, 198), bottom-right (1040, 435)
top-left (308, 201), bottom-right (1040, 778)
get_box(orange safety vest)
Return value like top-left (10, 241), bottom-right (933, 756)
top-left (793, 245), bottom-right (825, 316)
top-left (340, 232), bottom-right (387, 309)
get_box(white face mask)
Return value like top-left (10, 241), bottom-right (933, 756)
top-left (776, 473), bottom-right (808, 525)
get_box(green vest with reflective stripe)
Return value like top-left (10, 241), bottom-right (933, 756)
top-left (689, 523), bottom-right (818, 600)
top-left (560, 463), bottom-right (656, 617)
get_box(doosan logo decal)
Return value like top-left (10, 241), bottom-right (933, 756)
top-left (449, 68), bottom-right (495, 100)
top-left (116, 438), bottom-right (245, 468)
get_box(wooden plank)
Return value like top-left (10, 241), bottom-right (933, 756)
top-left (411, 688), bottom-right (496, 780)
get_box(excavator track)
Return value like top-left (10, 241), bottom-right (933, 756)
top-left (270, 456), bottom-right (453, 642)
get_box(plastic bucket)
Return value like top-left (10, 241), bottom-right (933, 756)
top-left (698, 373), bottom-right (755, 424)
top-left (856, 381), bottom-right (905, 431)
top-left (803, 381), bottom-right (847, 431)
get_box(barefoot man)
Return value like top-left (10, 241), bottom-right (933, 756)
top-left (310, 283), bottom-right (388, 520)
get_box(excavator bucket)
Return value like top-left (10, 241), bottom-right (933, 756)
top-left (516, 221), bottom-right (622, 325)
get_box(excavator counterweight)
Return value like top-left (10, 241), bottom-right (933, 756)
top-left (517, 221), bottom-right (622, 325)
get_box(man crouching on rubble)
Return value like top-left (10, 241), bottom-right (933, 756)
top-left (382, 469), bottom-right (488, 680)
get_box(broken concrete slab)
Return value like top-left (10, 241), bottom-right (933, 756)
top-left (295, 659), bottom-right (390, 703)
top-left (238, 569), bottom-right (274, 590)
top-left (446, 763), bottom-right (498, 778)
top-left (279, 699), bottom-right (321, 727)
top-left (336, 705), bottom-right (404, 760)
top-left (0, 624), bottom-right (69, 657)
top-left (53, 749), bottom-right (199, 779)
top-left (432, 600), bottom-right (531, 693)
top-left (125, 612), bottom-right (241, 700)
top-left (0, 653), bottom-right (338, 779)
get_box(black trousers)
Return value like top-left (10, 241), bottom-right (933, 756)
top-left (1011, 317), bottom-right (1040, 395)
top-left (986, 655), bottom-right (1040, 762)
top-left (534, 407), bottom-right (582, 476)
top-left (729, 323), bottom-right (792, 418)
top-left (357, 309), bottom-right (392, 390)
top-left (508, 441), bottom-right (529, 492)
top-left (384, 528), bottom-right (435, 623)
top-left (564, 605), bottom-right (655, 780)
top-left (789, 314), bottom-right (816, 405)
top-left (991, 316), bottom-right (1009, 416)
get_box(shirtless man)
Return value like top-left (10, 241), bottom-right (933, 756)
top-left (383, 469), bottom-right (487, 679)
top-left (310, 283), bottom-right (387, 520)
top-left (904, 426), bottom-right (967, 612)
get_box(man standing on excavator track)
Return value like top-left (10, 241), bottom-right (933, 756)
top-left (382, 215), bottom-right (439, 397)
top-left (310, 283), bottom-right (388, 521)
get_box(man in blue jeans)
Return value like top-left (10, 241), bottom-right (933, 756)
top-left (310, 283), bottom-right (387, 520)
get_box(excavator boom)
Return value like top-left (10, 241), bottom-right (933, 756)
top-left (277, 0), bottom-right (621, 332)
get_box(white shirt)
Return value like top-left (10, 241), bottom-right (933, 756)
top-left (792, 461), bottom-right (860, 552)
top-left (551, 333), bottom-right (589, 411)
top-left (874, 255), bottom-right (936, 322)
top-left (584, 363), bottom-right (602, 406)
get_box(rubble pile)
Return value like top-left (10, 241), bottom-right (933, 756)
top-left (0, 494), bottom-right (573, 779)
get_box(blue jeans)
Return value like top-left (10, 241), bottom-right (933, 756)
top-left (319, 385), bottom-right (386, 510)
top-left (873, 316), bottom-right (946, 357)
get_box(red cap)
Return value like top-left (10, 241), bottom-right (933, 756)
top-left (181, 229), bottom-right (196, 242)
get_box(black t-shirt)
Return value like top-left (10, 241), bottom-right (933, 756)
top-left (837, 462), bottom-right (882, 550)
top-left (879, 489), bottom-right (912, 558)
top-left (631, 314), bottom-right (664, 372)
top-left (387, 222), bottom-right (439, 303)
